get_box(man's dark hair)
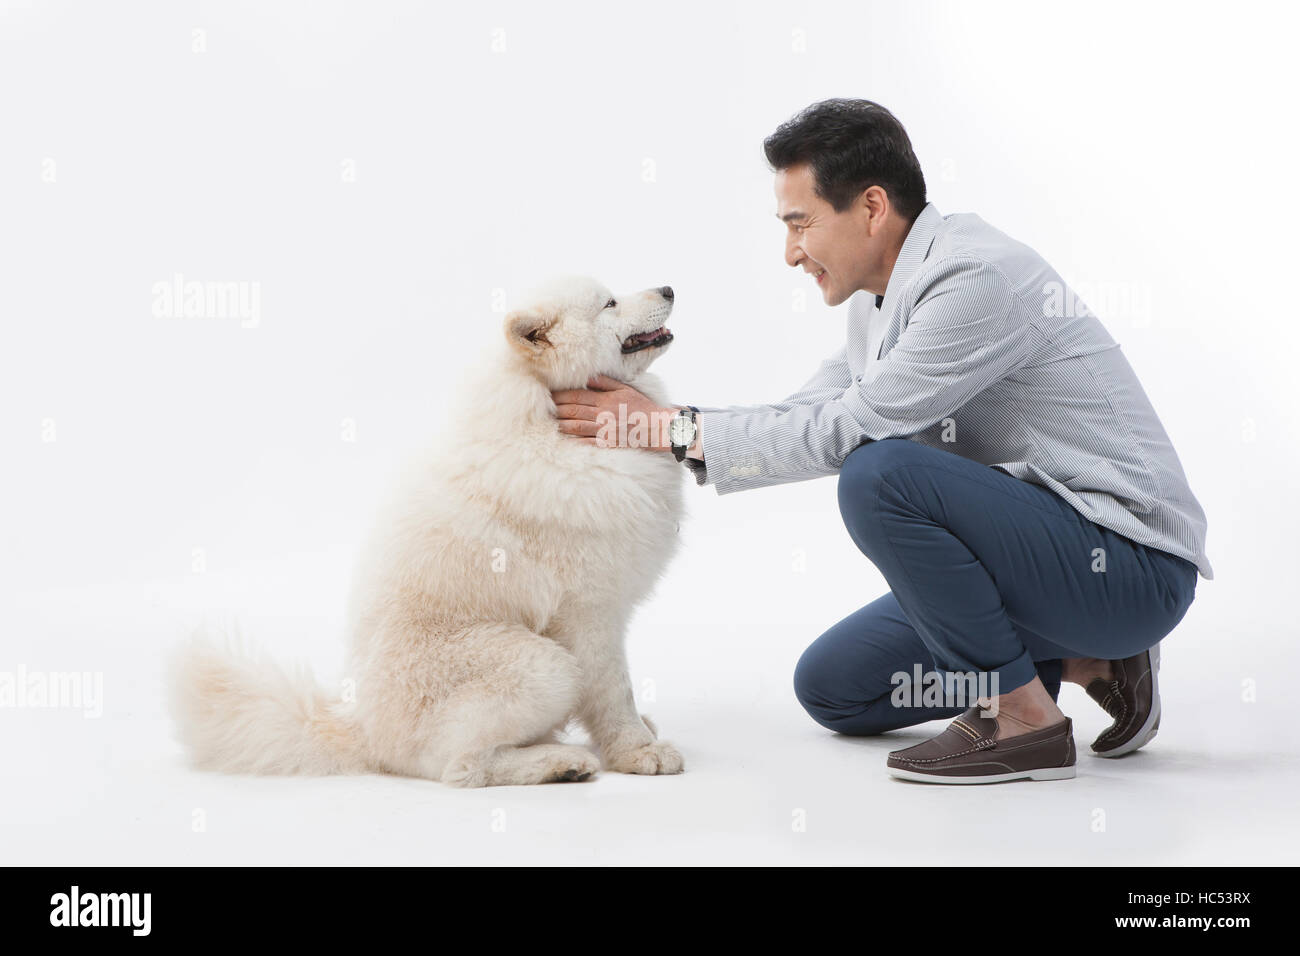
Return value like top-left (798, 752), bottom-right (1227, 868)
top-left (763, 98), bottom-right (927, 224)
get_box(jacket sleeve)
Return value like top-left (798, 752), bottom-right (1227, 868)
top-left (688, 257), bottom-right (1035, 494)
top-left (682, 344), bottom-right (853, 486)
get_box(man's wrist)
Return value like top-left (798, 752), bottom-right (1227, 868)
top-left (667, 405), bottom-right (704, 459)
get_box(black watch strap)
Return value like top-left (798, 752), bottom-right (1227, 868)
top-left (682, 404), bottom-right (707, 484)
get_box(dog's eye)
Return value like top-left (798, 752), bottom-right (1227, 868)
top-left (604, 298), bottom-right (616, 309)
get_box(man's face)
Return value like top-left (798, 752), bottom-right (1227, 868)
top-left (775, 162), bottom-right (883, 306)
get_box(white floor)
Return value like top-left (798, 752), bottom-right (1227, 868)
top-left (3, 543), bottom-right (1295, 867)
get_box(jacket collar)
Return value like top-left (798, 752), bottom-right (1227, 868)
top-left (875, 202), bottom-right (942, 328)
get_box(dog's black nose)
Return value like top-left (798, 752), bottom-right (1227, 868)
top-left (659, 286), bottom-right (674, 301)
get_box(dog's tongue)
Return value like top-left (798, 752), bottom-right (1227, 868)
top-left (632, 326), bottom-right (667, 342)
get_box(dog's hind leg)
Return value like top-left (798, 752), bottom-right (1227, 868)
top-left (442, 741), bottom-right (601, 788)
top-left (408, 623), bottom-right (599, 788)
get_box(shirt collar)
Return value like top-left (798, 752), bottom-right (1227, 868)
top-left (876, 201), bottom-right (942, 318)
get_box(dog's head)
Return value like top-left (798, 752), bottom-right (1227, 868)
top-left (504, 275), bottom-right (674, 388)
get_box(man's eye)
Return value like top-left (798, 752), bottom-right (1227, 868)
top-left (604, 298), bottom-right (617, 309)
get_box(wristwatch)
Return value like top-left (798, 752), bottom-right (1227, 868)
top-left (668, 405), bottom-right (700, 462)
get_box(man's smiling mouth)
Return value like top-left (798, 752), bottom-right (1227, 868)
top-left (621, 326), bottom-right (673, 353)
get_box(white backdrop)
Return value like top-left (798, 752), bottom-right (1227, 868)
top-left (2, 0), bottom-right (1297, 865)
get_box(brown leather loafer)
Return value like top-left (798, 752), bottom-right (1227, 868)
top-left (1087, 642), bottom-right (1160, 757)
top-left (886, 705), bottom-right (1076, 784)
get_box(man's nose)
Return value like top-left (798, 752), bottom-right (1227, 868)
top-left (785, 235), bottom-right (802, 268)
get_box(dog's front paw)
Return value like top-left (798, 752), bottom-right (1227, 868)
top-left (441, 755), bottom-right (488, 789)
top-left (605, 740), bottom-right (684, 775)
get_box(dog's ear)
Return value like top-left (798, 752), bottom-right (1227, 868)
top-left (505, 306), bottom-right (557, 355)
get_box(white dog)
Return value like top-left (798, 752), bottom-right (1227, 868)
top-left (167, 276), bottom-right (686, 787)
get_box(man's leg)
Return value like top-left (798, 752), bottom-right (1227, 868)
top-left (835, 439), bottom-right (1197, 727)
top-left (793, 590), bottom-right (1069, 735)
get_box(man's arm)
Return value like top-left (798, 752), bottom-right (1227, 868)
top-left (691, 256), bottom-right (1037, 494)
top-left (677, 343), bottom-right (851, 484)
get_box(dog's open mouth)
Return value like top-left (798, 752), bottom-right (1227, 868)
top-left (620, 326), bottom-right (673, 354)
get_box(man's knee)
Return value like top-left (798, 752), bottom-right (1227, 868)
top-left (791, 646), bottom-right (824, 713)
top-left (837, 438), bottom-right (923, 539)
top-left (793, 645), bottom-right (891, 737)
top-left (838, 438), bottom-right (922, 501)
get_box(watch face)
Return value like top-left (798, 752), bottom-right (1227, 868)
top-left (669, 415), bottom-right (695, 445)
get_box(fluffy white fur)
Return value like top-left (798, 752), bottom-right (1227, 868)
top-left (167, 276), bottom-right (687, 787)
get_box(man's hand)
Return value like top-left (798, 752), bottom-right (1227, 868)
top-left (551, 374), bottom-right (678, 451)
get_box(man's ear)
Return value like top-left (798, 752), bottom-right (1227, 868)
top-left (504, 306), bottom-right (557, 355)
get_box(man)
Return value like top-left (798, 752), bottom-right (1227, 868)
top-left (551, 98), bottom-right (1211, 785)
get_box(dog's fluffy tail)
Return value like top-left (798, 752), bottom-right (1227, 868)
top-left (166, 619), bottom-right (368, 776)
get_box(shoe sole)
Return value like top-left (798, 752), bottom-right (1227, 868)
top-left (1092, 641), bottom-right (1161, 758)
top-left (887, 765), bottom-right (1076, 784)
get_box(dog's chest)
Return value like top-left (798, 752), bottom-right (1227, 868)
top-left (536, 453), bottom-right (684, 597)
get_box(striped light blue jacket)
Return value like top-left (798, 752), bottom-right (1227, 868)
top-left (686, 202), bottom-right (1213, 580)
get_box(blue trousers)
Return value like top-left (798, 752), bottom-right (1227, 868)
top-left (793, 438), bottom-right (1198, 735)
